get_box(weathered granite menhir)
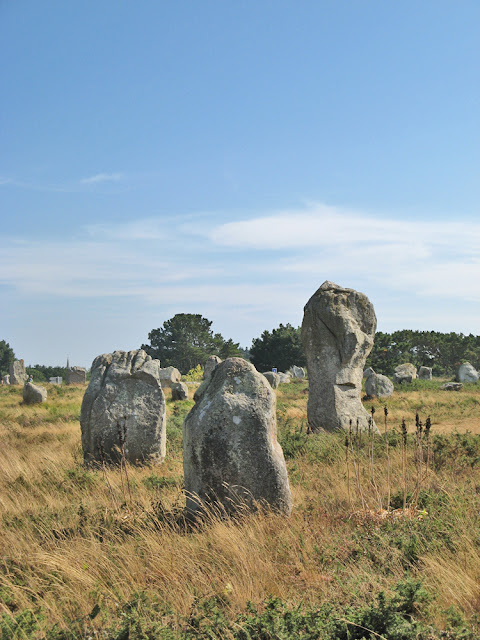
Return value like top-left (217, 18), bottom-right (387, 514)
top-left (9, 360), bottom-right (27, 385)
top-left (183, 358), bottom-right (292, 516)
top-left (80, 349), bottom-right (166, 465)
top-left (301, 281), bottom-right (378, 432)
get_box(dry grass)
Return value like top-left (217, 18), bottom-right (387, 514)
top-left (1, 380), bottom-right (480, 636)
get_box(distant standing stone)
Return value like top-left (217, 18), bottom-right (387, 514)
top-left (158, 366), bottom-right (182, 389)
top-left (456, 362), bottom-right (479, 383)
top-left (393, 363), bottom-right (417, 385)
top-left (289, 365), bottom-right (306, 379)
top-left (418, 366), bottom-right (433, 380)
top-left (263, 371), bottom-right (280, 389)
top-left (203, 355), bottom-right (222, 380)
top-left (441, 382), bottom-right (463, 391)
top-left (22, 382), bottom-right (47, 404)
top-left (2, 375), bottom-right (10, 385)
top-left (365, 372), bottom-right (394, 398)
top-left (363, 367), bottom-right (375, 379)
top-left (66, 366), bottom-right (87, 385)
top-left (277, 372), bottom-right (291, 384)
top-left (9, 360), bottom-right (27, 385)
top-left (183, 357), bottom-right (292, 516)
top-left (81, 349), bottom-right (166, 465)
top-left (171, 381), bottom-right (189, 401)
top-left (301, 281), bottom-right (377, 432)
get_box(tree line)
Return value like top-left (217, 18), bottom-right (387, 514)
top-left (3, 318), bottom-right (479, 380)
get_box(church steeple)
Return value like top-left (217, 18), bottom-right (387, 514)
top-left (66, 356), bottom-right (70, 370)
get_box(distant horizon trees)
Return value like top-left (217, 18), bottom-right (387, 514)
top-left (249, 324), bottom-right (305, 372)
top-left (142, 313), bottom-right (242, 374)
top-left (0, 340), bottom-right (15, 376)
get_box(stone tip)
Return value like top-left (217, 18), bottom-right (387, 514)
top-left (319, 280), bottom-right (342, 290)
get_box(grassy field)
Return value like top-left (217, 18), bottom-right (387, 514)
top-left (1, 379), bottom-right (480, 638)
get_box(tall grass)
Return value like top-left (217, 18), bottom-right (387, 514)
top-left (1, 382), bottom-right (480, 637)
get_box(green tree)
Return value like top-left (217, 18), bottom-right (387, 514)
top-left (142, 313), bottom-right (242, 374)
top-left (0, 340), bottom-right (15, 376)
top-left (250, 324), bottom-right (305, 372)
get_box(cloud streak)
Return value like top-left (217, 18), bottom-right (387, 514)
top-left (80, 172), bottom-right (123, 184)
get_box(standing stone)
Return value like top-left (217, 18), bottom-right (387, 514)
top-left (2, 375), bottom-right (10, 385)
top-left (22, 382), bottom-right (47, 404)
top-left (171, 381), bottom-right (189, 401)
top-left (289, 365), bottom-right (306, 379)
top-left (278, 372), bottom-right (291, 384)
top-left (393, 363), bottom-right (417, 384)
top-left (456, 362), bottom-right (479, 383)
top-left (183, 357), bottom-right (292, 516)
top-left (301, 281), bottom-right (377, 432)
top-left (9, 360), bottom-right (27, 385)
top-left (418, 366), bottom-right (433, 380)
top-left (263, 371), bottom-right (280, 389)
top-left (158, 366), bottom-right (182, 389)
top-left (80, 350), bottom-right (166, 465)
top-left (365, 373), bottom-right (394, 398)
top-left (203, 355), bottom-right (222, 380)
top-left (363, 367), bottom-right (375, 379)
top-left (66, 366), bottom-right (87, 385)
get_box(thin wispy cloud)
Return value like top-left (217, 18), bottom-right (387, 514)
top-left (85, 218), bottom-right (165, 240)
top-left (80, 172), bottom-right (123, 184)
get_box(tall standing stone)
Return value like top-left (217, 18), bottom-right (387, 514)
top-left (9, 360), bottom-right (27, 385)
top-left (301, 281), bottom-right (377, 432)
top-left (80, 349), bottom-right (166, 465)
top-left (203, 355), bottom-right (222, 380)
top-left (66, 366), bottom-right (87, 385)
top-left (183, 357), bottom-right (292, 516)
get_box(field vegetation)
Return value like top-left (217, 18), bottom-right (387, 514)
top-left (1, 379), bottom-right (480, 638)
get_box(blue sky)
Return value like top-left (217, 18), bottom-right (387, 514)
top-left (1, 1), bottom-right (479, 367)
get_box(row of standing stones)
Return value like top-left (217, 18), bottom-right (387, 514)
top-left (78, 281), bottom-right (480, 515)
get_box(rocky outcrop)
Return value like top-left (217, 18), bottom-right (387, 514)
top-left (364, 372), bottom-right (394, 398)
top-left (393, 363), bottom-right (417, 384)
top-left (301, 281), bottom-right (377, 432)
top-left (9, 360), bottom-right (27, 385)
top-left (22, 382), bottom-right (47, 404)
top-left (80, 350), bottom-right (166, 465)
top-left (203, 355), bottom-right (222, 380)
top-left (456, 362), bottom-right (479, 383)
top-left (66, 366), bottom-right (87, 384)
top-left (171, 381), bottom-right (189, 401)
top-left (263, 371), bottom-right (280, 389)
top-left (418, 366), bottom-right (433, 380)
top-left (183, 358), bottom-right (292, 516)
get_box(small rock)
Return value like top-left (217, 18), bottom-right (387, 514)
top-left (158, 366), bottom-right (181, 389)
top-left (365, 373), bottom-right (394, 398)
top-left (22, 382), bottom-right (47, 404)
top-left (441, 382), bottom-right (463, 391)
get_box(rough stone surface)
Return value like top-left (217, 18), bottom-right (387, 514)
top-left (80, 349), bottom-right (166, 465)
top-left (456, 362), bottom-right (479, 383)
top-left (22, 382), bottom-right (47, 404)
top-left (171, 381), bottom-right (189, 401)
top-left (9, 360), bottom-right (27, 385)
top-left (183, 357), bottom-right (292, 516)
top-left (441, 382), bottom-right (463, 391)
top-left (203, 355), bottom-right (222, 380)
top-left (364, 373), bottom-right (394, 398)
top-left (289, 365), bottom-right (306, 379)
top-left (2, 375), bottom-right (10, 385)
top-left (278, 372), bottom-right (291, 384)
top-left (301, 281), bottom-right (377, 432)
top-left (66, 366), bottom-right (87, 385)
top-left (393, 363), bottom-right (417, 385)
top-left (263, 371), bottom-right (280, 389)
top-left (158, 366), bottom-right (181, 389)
top-left (363, 367), bottom-right (375, 379)
top-left (418, 366), bottom-right (433, 380)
